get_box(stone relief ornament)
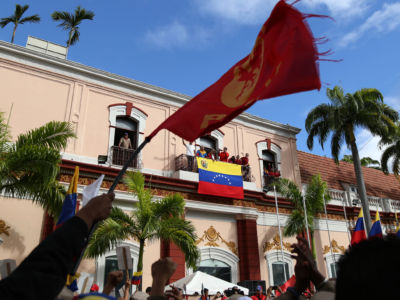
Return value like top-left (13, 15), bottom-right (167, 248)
top-left (0, 220), bottom-right (10, 236)
top-left (196, 226), bottom-right (238, 255)
top-left (323, 239), bottom-right (345, 254)
top-left (263, 233), bottom-right (292, 252)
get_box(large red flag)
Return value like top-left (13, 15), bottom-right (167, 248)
top-left (148, 0), bottom-right (321, 142)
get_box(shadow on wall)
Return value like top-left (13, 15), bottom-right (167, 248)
top-left (1, 227), bottom-right (26, 262)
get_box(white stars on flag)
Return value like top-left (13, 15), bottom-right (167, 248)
top-left (212, 174), bottom-right (232, 185)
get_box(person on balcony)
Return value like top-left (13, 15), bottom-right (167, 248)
top-left (235, 155), bottom-right (242, 165)
top-left (219, 147), bottom-right (229, 162)
top-left (207, 149), bottom-right (217, 161)
top-left (196, 145), bottom-right (207, 158)
top-left (228, 156), bottom-right (236, 163)
top-left (241, 153), bottom-right (250, 180)
top-left (119, 132), bottom-right (133, 149)
top-left (182, 139), bottom-right (196, 171)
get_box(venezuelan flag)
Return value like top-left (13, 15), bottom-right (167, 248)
top-left (131, 271), bottom-right (142, 285)
top-left (197, 157), bottom-right (243, 199)
top-left (369, 211), bottom-right (383, 238)
top-left (351, 209), bottom-right (367, 245)
top-left (56, 166), bottom-right (79, 228)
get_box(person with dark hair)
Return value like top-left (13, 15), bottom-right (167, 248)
top-left (200, 288), bottom-right (210, 300)
top-left (251, 286), bottom-right (265, 300)
top-left (219, 147), bottom-right (229, 162)
top-left (119, 132), bottom-right (133, 149)
top-left (335, 235), bottom-right (400, 300)
top-left (146, 286), bottom-right (152, 295)
top-left (196, 146), bottom-right (207, 158)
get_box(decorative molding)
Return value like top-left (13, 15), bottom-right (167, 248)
top-left (323, 240), bottom-right (345, 254)
top-left (0, 220), bottom-right (10, 236)
top-left (263, 234), bottom-right (292, 252)
top-left (264, 250), bottom-right (294, 286)
top-left (196, 226), bottom-right (238, 255)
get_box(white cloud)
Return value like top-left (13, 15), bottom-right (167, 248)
top-left (195, 0), bottom-right (369, 25)
top-left (196, 0), bottom-right (278, 25)
top-left (340, 2), bottom-right (400, 47)
top-left (385, 96), bottom-right (400, 111)
top-left (301, 0), bottom-right (370, 18)
top-left (145, 21), bottom-right (211, 49)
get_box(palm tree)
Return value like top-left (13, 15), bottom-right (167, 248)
top-left (0, 4), bottom-right (40, 44)
top-left (85, 171), bottom-right (199, 291)
top-left (0, 112), bottom-right (75, 217)
top-left (380, 123), bottom-right (400, 176)
top-left (51, 6), bottom-right (94, 48)
top-left (305, 86), bottom-right (399, 232)
top-left (341, 155), bottom-right (381, 170)
top-left (273, 174), bottom-right (330, 259)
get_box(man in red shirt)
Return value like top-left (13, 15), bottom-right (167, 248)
top-left (251, 286), bottom-right (265, 300)
top-left (219, 147), bottom-right (229, 162)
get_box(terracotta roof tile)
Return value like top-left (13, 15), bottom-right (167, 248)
top-left (297, 151), bottom-right (400, 201)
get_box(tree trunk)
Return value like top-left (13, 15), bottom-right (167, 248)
top-left (67, 29), bottom-right (74, 48)
top-left (136, 239), bottom-right (145, 291)
top-left (350, 140), bottom-right (372, 233)
top-left (11, 24), bottom-right (17, 43)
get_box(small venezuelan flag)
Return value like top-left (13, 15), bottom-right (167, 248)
top-left (369, 211), bottom-right (383, 238)
top-left (395, 212), bottom-right (400, 238)
top-left (56, 166), bottom-right (79, 229)
top-left (197, 157), bottom-right (243, 199)
top-left (351, 209), bottom-right (367, 245)
top-left (131, 271), bottom-right (143, 285)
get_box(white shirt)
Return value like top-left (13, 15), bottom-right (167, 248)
top-left (186, 144), bottom-right (195, 156)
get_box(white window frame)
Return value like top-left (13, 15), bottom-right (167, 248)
top-left (108, 105), bottom-right (147, 167)
top-left (265, 250), bottom-right (293, 286)
top-left (187, 247), bottom-right (239, 283)
top-left (95, 241), bottom-right (140, 289)
top-left (195, 130), bottom-right (224, 151)
top-left (257, 141), bottom-right (281, 186)
top-left (324, 253), bottom-right (342, 278)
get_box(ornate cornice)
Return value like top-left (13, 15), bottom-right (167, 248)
top-left (196, 226), bottom-right (238, 255)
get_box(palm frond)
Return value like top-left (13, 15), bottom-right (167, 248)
top-left (157, 218), bottom-right (199, 268)
top-left (0, 18), bottom-right (13, 28)
top-left (85, 218), bottom-right (130, 258)
top-left (15, 121), bottom-right (75, 151)
top-left (19, 14), bottom-right (40, 24)
top-left (69, 28), bottom-right (80, 46)
top-left (152, 193), bottom-right (185, 219)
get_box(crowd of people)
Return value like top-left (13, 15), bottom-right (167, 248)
top-left (182, 140), bottom-right (251, 180)
top-left (1, 191), bottom-right (400, 300)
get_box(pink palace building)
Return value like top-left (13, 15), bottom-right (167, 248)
top-left (1, 38), bottom-right (400, 292)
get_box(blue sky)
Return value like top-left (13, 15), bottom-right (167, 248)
top-left (1, 0), bottom-right (400, 161)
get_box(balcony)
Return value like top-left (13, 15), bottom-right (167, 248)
top-left (111, 146), bottom-right (138, 168)
top-left (175, 154), bottom-right (252, 181)
top-left (262, 173), bottom-right (281, 192)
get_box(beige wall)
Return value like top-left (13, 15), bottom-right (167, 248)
top-left (0, 197), bottom-right (44, 264)
top-left (0, 58), bottom-right (300, 188)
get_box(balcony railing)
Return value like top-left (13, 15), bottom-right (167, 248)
top-left (111, 146), bottom-right (138, 168)
top-left (175, 154), bottom-right (252, 182)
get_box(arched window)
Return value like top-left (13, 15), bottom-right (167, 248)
top-left (198, 259), bottom-right (232, 282)
top-left (114, 116), bottom-right (138, 148)
top-left (257, 140), bottom-right (281, 190)
top-left (96, 241), bottom-right (140, 291)
top-left (265, 251), bottom-right (293, 286)
top-left (188, 247), bottom-right (239, 283)
top-left (199, 135), bottom-right (218, 154)
top-left (324, 253), bottom-right (342, 278)
top-left (108, 103), bottom-right (147, 168)
top-left (104, 255), bottom-right (134, 297)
